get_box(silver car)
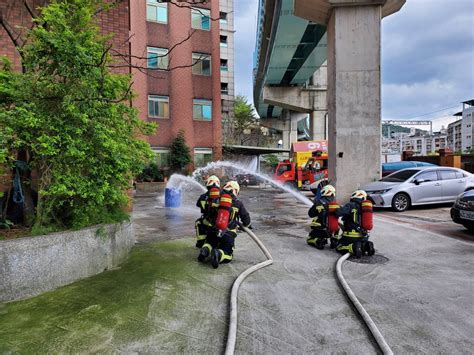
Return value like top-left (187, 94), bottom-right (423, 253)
top-left (362, 167), bottom-right (474, 212)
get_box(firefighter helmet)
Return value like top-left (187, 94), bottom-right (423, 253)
top-left (223, 181), bottom-right (240, 196)
top-left (351, 190), bottom-right (367, 201)
top-left (321, 184), bottom-right (336, 197)
top-left (206, 175), bottom-right (220, 188)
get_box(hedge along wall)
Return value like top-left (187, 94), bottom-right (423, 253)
top-left (0, 222), bottom-right (134, 302)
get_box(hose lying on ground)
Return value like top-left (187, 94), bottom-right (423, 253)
top-left (336, 253), bottom-right (394, 355)
top-left (224, 225), bottom-right (273, 355)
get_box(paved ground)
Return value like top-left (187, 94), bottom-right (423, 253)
top-left (1, 186), bottom-right (473, 354)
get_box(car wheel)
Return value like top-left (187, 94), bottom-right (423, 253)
top-left (392, 193), bottom-right (410, 212)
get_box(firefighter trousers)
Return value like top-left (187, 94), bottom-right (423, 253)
top-left (195, 217), bottom-right (212, 248)
top-left (202, 229), bottom-right (236, 264)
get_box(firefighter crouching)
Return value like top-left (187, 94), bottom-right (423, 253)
top-left (335, 190), bottom-right (375, 258)
top-left (198, 181), bottom-right (251, 269)
top-left (307, 185), bottom-right (340, 249)
top-left (195, 175), bottom-right (221, 248)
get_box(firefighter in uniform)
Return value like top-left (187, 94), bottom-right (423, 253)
top-left (335, 190), bottom-right (374, 258)
top-left (307, 185), bottom-right (339, 249)
top-left (195, 175), bottom-right (221, 248)
top-left (198, 181), bottom-right (251, 269)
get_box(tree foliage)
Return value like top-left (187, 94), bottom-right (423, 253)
top-left (169, 130), bottom-right (191, 173)
top-left (223, 95), bottom-right (274, 147)
top-left (0, 0), bottom-right (156, 230)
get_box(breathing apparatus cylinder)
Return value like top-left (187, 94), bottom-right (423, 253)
top-left (327, 201), bottom-right (339, 234)
top-left (215, 191), bottom-right (233, 230)
top-left (361, 199), bottom-right (373, 231)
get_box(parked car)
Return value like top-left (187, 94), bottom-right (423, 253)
top-left (382, 161), bottom-right (436, 177)
top-left (362, 167), bottom-right (474, 212)
top-left (236, 174), bottom-right (261, 186)
top-left (450, 190), bottom-right (474, 231)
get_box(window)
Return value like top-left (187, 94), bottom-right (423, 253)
top-left (191, 8), bottom-right (210, 30)
top-left (220, 12), bottom-right (227, 25)
top-left (193, 99), bottom-right (212, 121)
top-left (194, 148), bottom-right (213, 167)
top-left (416, 171), bottom-right (438, 182)
top-left (192, 53), bottom-right (211, 75)
top-left (277, 164), bottom-right (291, 176)
top-left (220, 59), bottom-right (228, 72)
top-left (153, 148), bottom-right (170, 168)
top-left (148, 95), bottom-right (169, 118)
top-left (147, 0), bottom-right (167, 23)
top-left (221, 83), bottom-right (228, 94)
top-left (220, 35), bottom-right (228, 47)
top-left (439, 170), bottom-right (457, 180)
top-left (455, 171), bottom-right (467, 179)
top-left (381, 169), bottom-right (418, 182)
top-left (147, 47), bottom-right (168, 69)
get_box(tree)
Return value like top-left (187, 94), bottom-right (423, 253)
top-left (223, 95), bottom-right (274, 147)
top-left (169, 130), bottom-right (191, 173)
top-left (0, 0), bottom-right (156, 231)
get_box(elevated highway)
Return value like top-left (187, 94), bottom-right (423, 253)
top-left (253, 0), bottom-right (406, 199)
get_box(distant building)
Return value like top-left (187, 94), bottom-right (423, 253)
top-left (447, 114), bottom-right (463, 152)
top-left (219, 0), bottom-right (235, 138)
top-left (461, 100), bottom-right (474, 152)
top-left (447, 100), bottom-right (474, 153)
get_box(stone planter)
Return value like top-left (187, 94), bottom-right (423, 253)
top-left (135, 181), bottom-right (167, 193)
top-left (0, 221), bottom-right (134, 302)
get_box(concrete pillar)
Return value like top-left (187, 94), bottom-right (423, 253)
top-left (310, 111), bottom-right (327, 140)
top-left (327, 5), bottom-right (382, 201)
top-left (281, 110), bottom-right (306, 149)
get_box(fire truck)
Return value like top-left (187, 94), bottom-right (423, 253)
top-left (273, 141), bottom-right (329, 190)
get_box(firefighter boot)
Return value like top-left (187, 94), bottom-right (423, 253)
top-left (198, 243), bottom-right (212, 262)
top-left (336, 242), bottom-right (362, 258)
top-left (353, 241), bottom-right (362, 258)
top-left (307, 236), bottom-right (317, 247)
top-left (315, 238), bottom-right (327, 250)
top-left (329, 237), bottom-right (338, 249)
top-left (363, 241), bottom-right (375, 256)
top-left (211, 248), bottom-right (221, 269)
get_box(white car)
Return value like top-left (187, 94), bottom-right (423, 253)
top-left (362, 167), bottom-right (474, 212)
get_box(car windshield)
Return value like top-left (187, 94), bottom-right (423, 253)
top-left (380, 169), bottom-right (419, 182)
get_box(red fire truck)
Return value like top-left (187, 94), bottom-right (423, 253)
top-left (273, 141), bottom-right (329, 190)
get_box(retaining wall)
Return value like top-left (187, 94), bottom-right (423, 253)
top-left (0, 221), bottom-right (134, 302)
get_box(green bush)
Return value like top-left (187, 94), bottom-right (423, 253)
top-left (137, 163), bottom-right (164, 182)
top-left (0, 0), bottom-right (156, 230)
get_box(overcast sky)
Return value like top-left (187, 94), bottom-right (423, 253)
top-left (234, 0), bottom-right (474, 120)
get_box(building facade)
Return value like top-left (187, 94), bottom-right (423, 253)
top-left (219, 0), bottom-right (235, 141)
top-left (446, 100), bottom-right (474, 153)
top-left (447, 118), bottom-right (463, 152)
top-left (461, 100), bottom-right (474, 152)
top-left (1, 0), bottom-right (225, 171)
top-left (130, 0), bottom-right (223, 169)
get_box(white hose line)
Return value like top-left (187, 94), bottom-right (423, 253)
top-left (224, 226), bottom-right (273, 355)
top-left (336, 253), bottom-right (394, 355)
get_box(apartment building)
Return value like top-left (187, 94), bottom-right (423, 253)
top-left (219, 0), bottom-right (235, 138)
top-left (130, 0), bottom-right (223, 168)
top-left (447, 117), bottom-right (462, 152)
top-left (1, 0), bottom-right (224, 170)
top-left (447, 100), bottom-right (474, 153)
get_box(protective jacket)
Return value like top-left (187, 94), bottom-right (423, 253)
top-left (226, 196), bottom-right (251, 232)
top-left (308, 196), bottom-right (333, 230)
top-left (336, 200), bottom-right (365, 237)
top-left (196, 191), bottom-right (219, 225)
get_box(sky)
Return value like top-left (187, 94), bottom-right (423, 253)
top-left (234, 0), bottom-right (474, 122)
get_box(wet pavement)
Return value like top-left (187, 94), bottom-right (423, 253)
top-left (1, 186), bottom-right (473, 353)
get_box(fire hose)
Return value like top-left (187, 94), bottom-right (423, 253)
top-left (336, 253), bottom-right (393, 355)
top-left (224, 225), bottom-right (273, 355)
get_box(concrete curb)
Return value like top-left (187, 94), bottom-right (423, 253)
top-left (0, 221), bottom-right (134, 302)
